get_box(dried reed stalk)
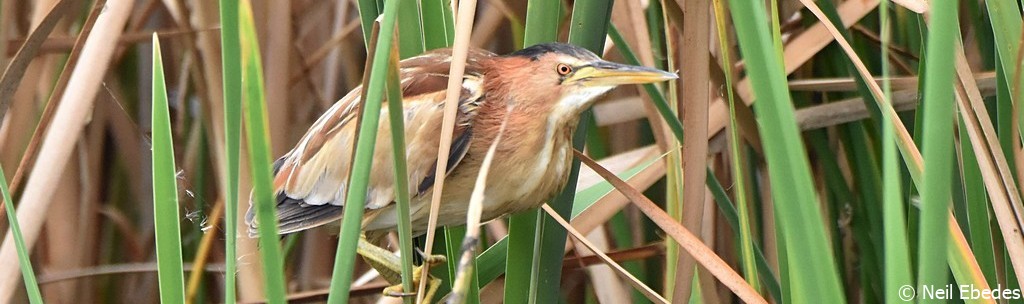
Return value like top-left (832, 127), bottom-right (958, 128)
top-left (0, 0), bottom-right (134, 301)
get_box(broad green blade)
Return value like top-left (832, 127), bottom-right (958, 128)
top-left (217, 0), bottom-right (242, 302)
top-left (151, 34), bottom-right (186, 304)
top-left (355, 0), bottom-right (381, 48)
top-left (958, 120), bottom-right (998, 286)
top-left (712, 0), bottom-right (759, 293)
top-left (916, 3), bottom-right (959, 300)
top-left (421, 0), bottom-right (455, 49)
top-left (396, 0), bottom-right (424, 58)
top-left (984, 0), bottom-right (1024, 140)
top-left (725, 0), bottom-right (845, 301)
top-left (879, 1), bottom-right (913, 302)
top-left (384, 38), bottom-right (417, 304)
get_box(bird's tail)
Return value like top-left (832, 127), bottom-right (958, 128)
top-left (244, 157), bottom-right (344, 237)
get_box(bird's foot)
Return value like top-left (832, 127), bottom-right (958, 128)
top-left (415, 247), bottom-right (448, 266)
top-left (382, 250), bottom-right (446, 299)
top-left (382, 265), bottom-right (442, 299)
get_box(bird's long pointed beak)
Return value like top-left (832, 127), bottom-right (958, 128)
top-left (566, 61), bottom-right (678, 86)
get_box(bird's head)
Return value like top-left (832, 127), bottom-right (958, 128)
top-left (490, 42), bottom-right (677, 117)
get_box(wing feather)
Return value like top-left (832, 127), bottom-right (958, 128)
top-left (247, 48), bottom-right (491, 234)
top-left (417, 126), bottom-right (473, 195)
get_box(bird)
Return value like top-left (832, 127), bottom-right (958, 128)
top-left (245, 42), bottom-right (676, 298)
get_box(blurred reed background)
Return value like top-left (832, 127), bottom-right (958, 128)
top-left (0, 0), bottom-right (1021, 303)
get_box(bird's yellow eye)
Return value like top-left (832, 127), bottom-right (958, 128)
top-left (556, 63), bottom-right (573, 75)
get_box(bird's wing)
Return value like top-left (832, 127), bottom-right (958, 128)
top-left (247, 49), bottom-right (491, 235)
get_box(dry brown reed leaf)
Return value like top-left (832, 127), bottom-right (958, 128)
top-left (951, 48), bottom-right (1024, 282)
top-left (577, 230), bottom-right (631, 304)
top-left (38, 262), bottom-right (226, 284)
top-left (3, 0), bottom-right (107, 225)
top-left (572, 147), bottom-right (665, 238)
top-left (849, 24), bottom-right (919, 62)
top-left (561, 243), bottom-right (664, 269)
top-left (576, 146), bottom-right (659, 189)
top-left (5, 0), bottom-right (102, 286)
top-left (541, 204), bottom-right (670, 304)
top-left (237, 282), bottom-right (391, 304)
top-left (2, 0), bottom-right (106, 272)
top-left (795, 0), bottom-right (923, 172)
top-left (575, 150), bottom-right (767, 304)
top-left (732, 0), bottom-right (877, 103)
top-left (0, 0), bottom-right (72, 124)
top-left (891, 0), bottom-right (928, 14)
top-left (787, 73), bottom-right (994, 92)
top-left (419, 0), bottom-right (479, 301)
top-left (0, 0), bottom-right (133, 300)
top-left (793, 73), bottom-right (997, 130)
top-left (707, 0), bottom-right (878, 146)
top-left (947, 214), bottom-right (995, 303)
top-left (609, 0), bottom-right (669, 150)
top-left (796, 88), bottom-right (918, 131)
top-left (608, 71), bottom-right (994, 133)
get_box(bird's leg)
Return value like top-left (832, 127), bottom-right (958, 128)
top-left (356, 235), bottom-right (446, 300)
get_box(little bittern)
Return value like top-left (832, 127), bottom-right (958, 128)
top-left (246, 42), bottom-right (676, 298)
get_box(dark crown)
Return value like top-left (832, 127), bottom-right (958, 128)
top-left (507, 42), bottom-right (601, 61)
